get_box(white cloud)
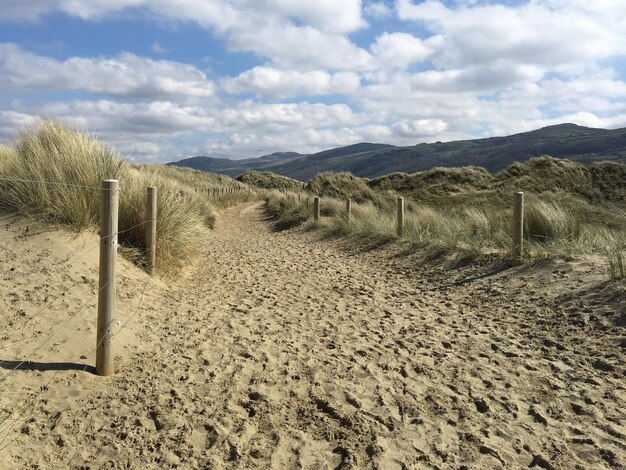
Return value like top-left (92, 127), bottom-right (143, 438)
top-left (151, 41), bottom-right (168, 54)
top-left (253, 0), bottom-right (366, 33)
top-left (391, 119), bottom-right (448, 138)
top-left (409, 61), bottom-right (545, 92)
top-left (364, 1), bottom-right (393, 17)
top-left (0, 44), bottom-right (216, 99)
top-left (0, 0), bottom-right (370, 71)
top-left (397, 0), bottom-right (626, 69)
top-left (1, 0), bottom-right (366, 33)
top-left (225, 21), bottom-right (373, 71)
top-left (0, 98), bottom-right (365, 159)
top-left (2, 0), bottom-right (626, 163)
top-left (370, 32), bottom-right (436, 69)
top-left (222, 67), bottom-right (360, 98)
top-left (0, 110), bottom-right (37, 140)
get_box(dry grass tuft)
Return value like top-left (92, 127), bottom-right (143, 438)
top-left (266, 189), bottom-right (626, 267)
top-left (524, 199), bottom-right (580, 242)
top-left (0, 119), bottom-right (236, 276)
top-left (238, 171), bottom-right (303, 192)
top-left (606, 251), bottom-right (625, 280)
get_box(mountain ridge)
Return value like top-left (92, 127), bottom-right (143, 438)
top-left (168, 124), bottom-right (626, 180)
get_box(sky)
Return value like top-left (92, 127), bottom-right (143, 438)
top-left (1, 0), bottom-right (626, 163)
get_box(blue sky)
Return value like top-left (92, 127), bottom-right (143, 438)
top-left (1, 0), bottom-right (626, 162)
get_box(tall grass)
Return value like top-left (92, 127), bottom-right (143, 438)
top-left (0, 119), bottom-right (223, 276)
top-left (135, 163), bottom-right (259, 212)
top-left (266, 190), bottom-right (626, 261)
top-left (606, 251), bottom-right (625, 280)
top-left (524, 199), bottom-right (580, 242)
top-left (1, 120), bottom-right (124, 228)
top-left (238, 171), bottom-right (303, 192)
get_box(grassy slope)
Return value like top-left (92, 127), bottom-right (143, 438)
top-left (236, 171), bottom-right (304, 191)
top-left (264, 159), bottom-right (626, 269)
top-left (0, 120), bottom-right (256, 276)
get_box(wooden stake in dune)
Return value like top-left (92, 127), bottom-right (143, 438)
top-left (512, 191), bottom-right (524, 266)
top-left (96, 179), bottom-right (119, 377)
top-left (146, 186), bottom-right (157, 276)
top-left (396, 196), bottom-right (405, 237)
top-left (346, 198), bottom-right (352, 222)
top-left (313, 196), bottom-right (320, 223)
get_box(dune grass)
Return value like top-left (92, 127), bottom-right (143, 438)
top-left (266, 189), bottom-right (626, 267)
top-left (607, 251), bottom-right (625, 280)
top-left (238, 171), bottom-right (304, 192)
top-left (0, 119), bottom-right (254, 276)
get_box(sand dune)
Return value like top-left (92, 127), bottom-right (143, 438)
top-left (0, 204), bottom-right (624, 469)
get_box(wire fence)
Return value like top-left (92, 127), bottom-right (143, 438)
top-left (0, 176), bottom-right (161, 457)
top-left (0, 273), bottom-right (156, 453)
top-left (0, 176), bottom-right (260, 459)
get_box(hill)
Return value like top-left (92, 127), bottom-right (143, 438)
top-left (167, 150), bottom-right (304, 177)
top-left (167, 143), bottom-right (394, 178)
top-left (367, 156), bottom-right (626, 202)
top-left (169, 124), bottom-right (626, 180)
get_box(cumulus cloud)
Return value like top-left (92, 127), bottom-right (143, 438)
top-left (370, 32), bottom-right (442, 70)
top-left (253, 0), bottom-right (366, 33)
top-left (0, 44), bottom-right (216, 99)
top-left (0, 0), bottom-right (370, 71)
top-left (0, 98), bottom-right (365, 158)
top-left (2, 0), bottom-right (626, 162)
top-left (222, 67), bottom-right (360, 98)
top-left (363, 1), bottom-right (393, 18)
top-left (409, 61), bottom-right (545, 93)
top-left (397, 0), bottom-right (626, 69)
top-left (391, 119), bottom-right (448, 138)
top-left (1, 0), bottom-right (366, 33)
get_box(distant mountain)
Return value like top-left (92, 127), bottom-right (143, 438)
top-left (167, 151), bottom-right (303, 176)
top-left (168, 124), bottom-right (626, 180)
top-left (258, 151), bottom-right (302, 162)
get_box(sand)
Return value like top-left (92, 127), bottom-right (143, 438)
top-left (0, 203), bottom-right (624, 469)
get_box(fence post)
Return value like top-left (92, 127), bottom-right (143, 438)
top-left (313, 197), bottom-right (320, 223)
top-left (512, 191), bottom-right (524, 266)
top-left (96, 179), bottom-right (119, 377)
top-left (346, 198), bottom-right (352, 222)
top-left (146, 187), bottom-right (157, 276)
top-left (396, 196), bottom-right (404, 237)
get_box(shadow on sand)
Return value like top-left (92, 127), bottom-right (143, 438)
top-left (0, 360), bottom-right (96, 374)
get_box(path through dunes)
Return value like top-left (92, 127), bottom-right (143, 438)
top-left (4, 203), bottom-right (625, 469)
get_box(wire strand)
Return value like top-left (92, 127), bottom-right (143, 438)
top-left (0, 254), bottom-right (140, 384)
top-left (0, 274), bottom-right (156, 454)
top-left (0, 176), bottom-right (121, 192)
top-left (0, 223), bottom-right (150, 346)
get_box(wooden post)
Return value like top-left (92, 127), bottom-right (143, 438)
top-left (96, 179), bottom-right (119, 377)
top-left (313, 197), bottom-right (320, 222)
top-left (346, 198), bottom-right (352, 222)
top-left (146, 187), bottom-right (157, 276)
top-left (512, 191), bottom-right (524, 266)
top-left (396, 196), bottom-right (404, 237)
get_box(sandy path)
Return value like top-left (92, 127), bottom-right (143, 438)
top-left (2, 203), bottom-right (625, 469)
